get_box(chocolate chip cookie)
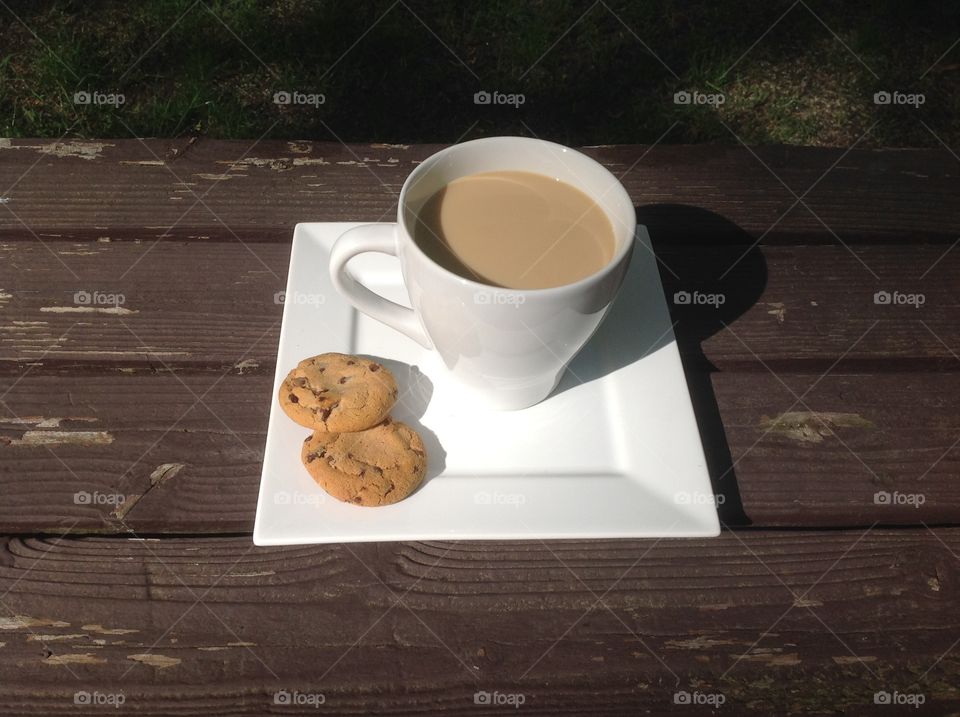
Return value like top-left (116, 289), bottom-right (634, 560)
top-left (279, 353), bottom-right (398, 432)
top-left (301, 418), bottom-right (427, 507)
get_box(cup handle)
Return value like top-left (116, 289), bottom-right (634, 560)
top-left (328, 223), bottom-right (433, 349)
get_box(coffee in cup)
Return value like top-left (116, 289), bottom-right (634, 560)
top-left (412, 170), bottom-right (616, 290)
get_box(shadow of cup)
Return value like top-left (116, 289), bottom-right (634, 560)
top-left (559, 205), bottom-right (767, 526)
top-left (641, 204), bottom-right (768, 526)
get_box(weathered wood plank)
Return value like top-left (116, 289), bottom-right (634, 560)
top-left (1, 240), bottom-right (957, 372)
top-left (2, 138), bottom-right (955, 715)
top-left (0, 371), bottom-right (956, 534)
top-left (0, 531), bottom-right (954, 714)
top-left (0, 140), bottom-right (956, 243)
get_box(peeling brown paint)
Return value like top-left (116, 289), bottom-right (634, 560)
top-left (666, 636), bottom-right (744, 649)
top-left (198, 641), bottom-right (255, 650)
top-left (832, 655), bottom-right (877, 665)
top-left (235, 359), bottom-right (259, 374)
top-left (216, 156), bottom-right (333, 171)
top-left (44, 653), bottom-right (106, 665)
top-left (46, 141), bottom-right (113, 160)
top-left (292, 158), bottom-right (331, 166)
top-left (149, 463), bottom-right (185, 484)
top-left (127, 653), bottom-right (181, 669)
top-left (736, 651), bottom-right (801, 666)
top-left (113, 463), bottom-right (185, 520)
top-left (6, 430), bottom-right (113, 447)
top-left (765, 302), bottom-right (786, 323)
top-left (66, 350), bottom-right (190, 358)
top-left (81, 624), bottom-right (138, 635)
top-left (0, 416), bottom-right (96, 429)
top-left (40, 306), bottom-right (138, 316)
top-left (0, 616), bottom-right (69, 630)
top-left (27, 633), bottom-right (87, 642)
top-left (759, 411), bottom-right (875, 443)
top-left (0, 139), bottom-right (113, 160)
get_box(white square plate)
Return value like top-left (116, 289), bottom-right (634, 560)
top-left (253, 223), bottom-right (720, 544)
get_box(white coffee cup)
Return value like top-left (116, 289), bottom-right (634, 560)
top-left (329, 136), bottom-right (636, 410)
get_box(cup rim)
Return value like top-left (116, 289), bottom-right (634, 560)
top-left (396, 136), bottom-right (636, 296)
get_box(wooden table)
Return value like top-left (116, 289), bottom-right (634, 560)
top-left (0, 138), bottom-right (957, 715)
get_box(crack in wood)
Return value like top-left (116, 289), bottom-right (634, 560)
top-left (112, 463), bottom-right (186, 521)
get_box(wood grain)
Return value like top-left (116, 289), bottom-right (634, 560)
top-left (1, 140), bottom-right (957, 243)
top-left (1, 240), bottom-right (957, 373)
top-left (0, 532), bottom-right (954, 715)
top-left (0, 371), bottom-right (955, 534)
top-left (1, 139), bottom-right (957, 713)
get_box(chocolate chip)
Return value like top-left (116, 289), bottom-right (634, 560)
top-left (288, 394), bottom-right (299, 403)
top-left (369, 363), bottom-right (380, 372)
top-left (338, 376), bottom-right (349, 384)
top-left (346, 360), bottom-right (356, 366)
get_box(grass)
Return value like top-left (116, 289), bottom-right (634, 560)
top-left (0, 0), bottom-right (957, 147)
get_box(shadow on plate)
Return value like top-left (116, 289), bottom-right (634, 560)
top-left (557, 205), bottom-right (768, 527)
top-left (368, 357), bottom-right (447, 487)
